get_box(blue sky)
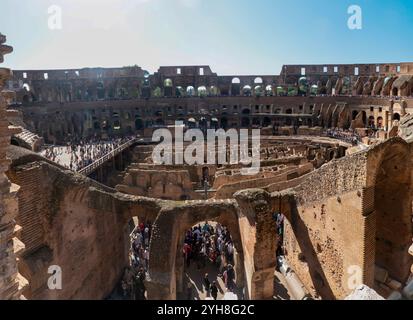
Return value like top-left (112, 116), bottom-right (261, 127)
top-left (1, 0), bottom-right (412, 74)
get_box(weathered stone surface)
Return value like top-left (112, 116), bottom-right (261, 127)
top-left (0, 33), bottom-right (27, 300)
top-left (399, 113), bottom-right (413, 142)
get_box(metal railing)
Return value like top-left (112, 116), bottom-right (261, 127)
top-left (77, 138), bottom-right (139, 176)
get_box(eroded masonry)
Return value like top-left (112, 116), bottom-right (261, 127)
top-left (1, 32), bottom-right (413, 300)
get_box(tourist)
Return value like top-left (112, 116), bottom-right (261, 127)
top-left (144, 247), bottom-right (150, 271)
top-left (203, 273), bottom-right (210, 292)
top-left (186, 282), bottom-right (193, 300)
top-left (41, 135), bottom-right (137, 171)
top-left (210, 281), bottom-right (218, 300)
top-left (226, 264), bottom-right (235, 291)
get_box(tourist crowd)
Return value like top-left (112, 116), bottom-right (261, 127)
top-left (42, 136), bottom-right (136, 171)
top-left (183, 221), bottom-right (236, 300)
top-left (120, 221), bottom-right (152, 300)
top-left (325, 129), bottom-right (361, 145)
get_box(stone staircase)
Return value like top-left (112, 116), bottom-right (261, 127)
top-left (13, 126), bottom-right (44, 152)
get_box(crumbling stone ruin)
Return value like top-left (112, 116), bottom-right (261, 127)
top-left (0, 33), bottom-right (27, 300)
top-left (1, 31), bottom-right (412, 300)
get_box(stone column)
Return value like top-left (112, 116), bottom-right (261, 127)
top-left (383, 111), bottom-right (389, 132)
top-left (388, 100), bottom-right (394, 130)
top-left (234, 188), bottom-right (293, 300)
top-left (0, 33), bottom-right (28, 300)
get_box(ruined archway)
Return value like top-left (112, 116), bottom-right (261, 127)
top-left (146, 201), bottom-right (245, 300)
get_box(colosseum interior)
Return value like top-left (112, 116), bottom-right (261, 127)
top-left (1, 30), bottom-right (413, 302)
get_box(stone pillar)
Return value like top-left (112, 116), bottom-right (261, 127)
top-left (234, 189), bottom-right (294, 300)
top-left (388, 100), bottom-right (394, 130)
top-left (401, 100), bottom-right (407, 117)
top-left (383, 111), bottom-right (389, 132)
top-left (0, 33), bottom-right (28, 300)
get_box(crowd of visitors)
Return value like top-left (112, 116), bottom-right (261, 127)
top-left (120, 221), bottom-right (152, 300)
top-left (42, 135), bottom-right (136, 171)
top-left (183, 221), bottom-right (236, 300)
top-left (274, 213), bottom-right (285, 258)
top-left (325, 129), bottom-right (361, 145)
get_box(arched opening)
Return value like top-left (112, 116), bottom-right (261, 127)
top-left (287, 86), bottom-right (298, 96)
top-left (310, 85), bottom-right (318, 96)
top-left (118, 87), bottom-right (128, 99)
top-left (263, 117), bottom-right (271, 127)
top-left (179, 221), bottom-right (242, 300)
top-left (164, 79), bottom-right (173, 97)
top-left (342, 77), bottom-right (351, 95)
top-left (221, 117), bottom-right (228, 130)
top-left (176, 86), bottom-right (184, 97)
top-left (231, 78), bottom-right (241, 96)
top-left (298, 77), bottom-right (308, 95)
top-left (276, 86), bottom-right (285, 96)
top-left (392, 87), bottom-right (399, 96)
top-left (23, 83), bottom-right (31, 92)
top-left (393, 113), bottom-right (401, 121)
top-left (373, 144), bottom-right (412, 290)
top-left (153, 87), bottom-right (162, 98)
top-left (135, 118), bottom-right (144, 130)
top-left (352, 110), bottom-right (359, 120)
top-left (141, 86), bottom-right (151, 99)
top-left (187, 86), bottom-right (196, 97)
top-left (241, 117), bottom-right (250, 128)
top-left (102, 120), bottom-right (110, 131)
top-left (188, 118), bottom-right (197, 129)
top-left (377, 117), bottom-right (383, 129)
top-left (209, 86), bottom-right (219, 96)
top-left (122, 219), bottom-right (153, 300)
top-left (242, 108), bottom-right (250, 115)
top-left (265, 85), bottom-right (273, 96)
top-left (252, 118), bottom-right (261, 126)
top-left (197, 86), bottom-right (207, 97)
top-left (368, 116), bottom-right (375, 128)
top-left (254, 77), bottom-right (263, 85)
top-left (199, 117), bottom-right (208, 130)
top-left (97, 82), bottom-right (105, 100)
top-left (113, 119), bottom-right (121, 130)
top-left (254, 85), bottom-right (263, 97)
top-left (242, 85), bottom-right (252, 96)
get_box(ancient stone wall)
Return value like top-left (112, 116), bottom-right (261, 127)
top-left (8, 95), bottom-right (400, 143)
top-left (0, 33), bottom-right (27, 300)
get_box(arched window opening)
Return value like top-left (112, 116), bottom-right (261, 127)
top-left (254, 77), bottom-right (263, 84)
top-left (197, 86), bottom-right (207, 97)
top-left (254, 86), bottom-right (263, 97)
top-left (242, 85), bottom-right (252, 96)
top-left (186, 86), bottom-right (195, 97)
top-left (231, 78), bottom-right (241, 96)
